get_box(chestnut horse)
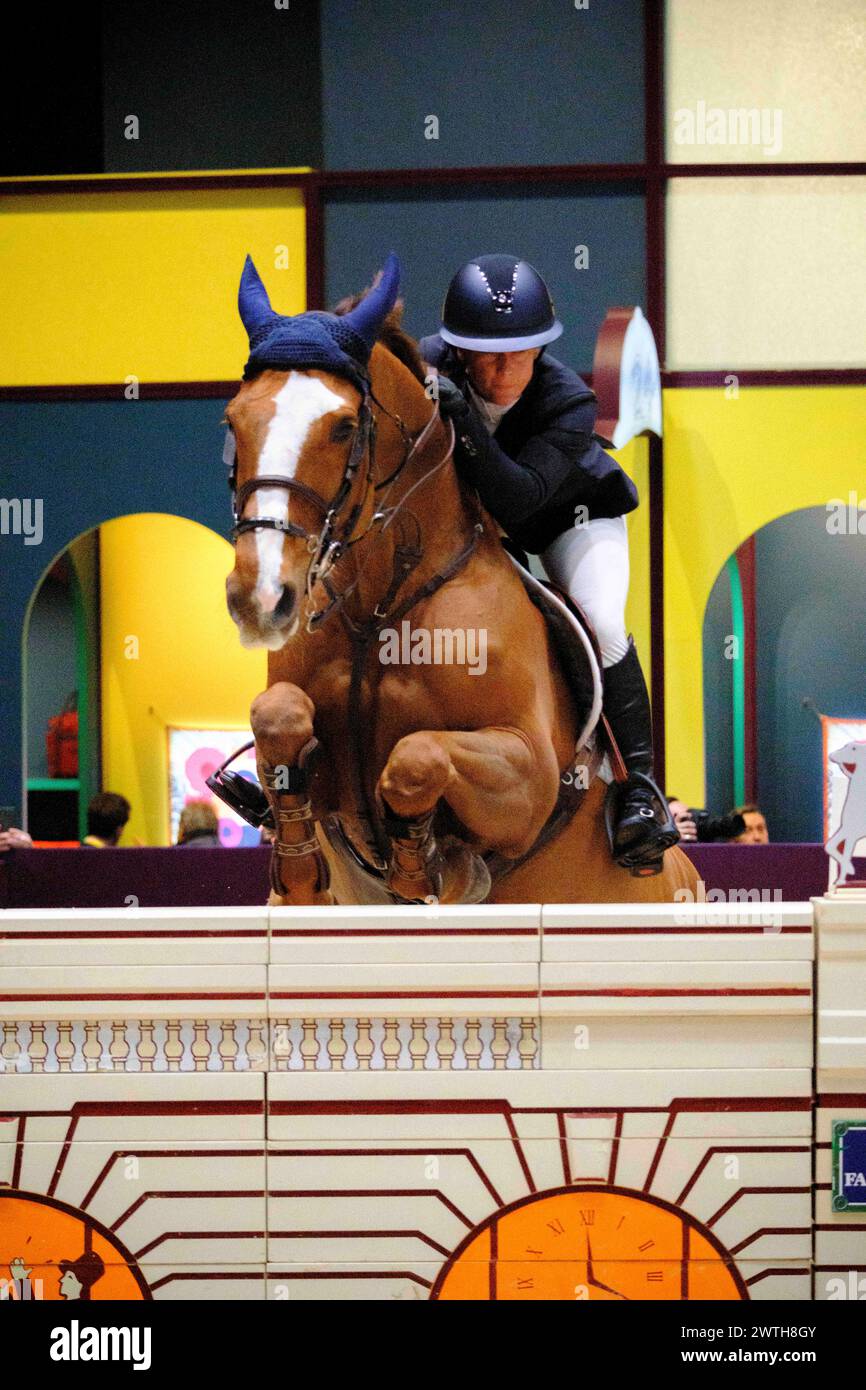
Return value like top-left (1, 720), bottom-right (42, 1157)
top-left (223, 255), bottom-right (697, 907)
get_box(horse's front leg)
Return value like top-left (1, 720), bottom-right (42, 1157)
top-left (377, 726), bottom-right (557, 902)
top-left (250, 681), bottom-right (333, 906)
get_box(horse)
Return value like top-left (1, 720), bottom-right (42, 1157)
top-left (826, 740), bottom-right (866, 885)
top-left (221, 254), bottom-right (698, 908)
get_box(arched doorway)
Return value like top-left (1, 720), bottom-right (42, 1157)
top-left (702, 505), bottom-right (866, 842)
top-left (22, 513), bottom-right (265, 847)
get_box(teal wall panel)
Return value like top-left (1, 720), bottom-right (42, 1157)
top-left (324, 184), bottom-right (646, 373)
top-left (321, 0), bottom-right (645, 169)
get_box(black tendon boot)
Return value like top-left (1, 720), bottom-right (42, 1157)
top-left (602, 638), bottom-right (679, 872)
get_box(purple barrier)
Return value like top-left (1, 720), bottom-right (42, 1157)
top-left (0, 842), bottom-right (857, 910)
top-left (0, 847), bottom-right (272, 910)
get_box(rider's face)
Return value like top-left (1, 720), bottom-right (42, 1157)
top-left (458, 348), bottom-right (540, 406)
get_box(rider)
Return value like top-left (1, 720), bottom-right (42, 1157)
top-left (420, 253), bottom-right (675, 868)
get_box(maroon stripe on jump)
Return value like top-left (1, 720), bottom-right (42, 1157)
top-left (707, 1187), bottom-right (809, 1228)
top-left (556, 1111), bottom-right (571, 1187)
top-left (269, 1229), bottom-right (451, 1257)
top-left (269, 1147), bottom-right (503, 1207)
top-left (270, 1188), bottom-right (474, 1228)
top-left (746, 1267), bottom-right (810, 1286)
top-left (81, 1149), bottom-right (266, 1210)
top-left (111, 1190), bottom-right (264, 1233)
top-left (0, 930), bottom-right (267, 939)
top-left (677, 1146), bottom-right (810, 1207)
top-left (542, 987), bottom-right (810, 997)
top-left (1, 992), bottom-right (267, 1001)
top-left (268, 1270), bottom-right (434, 1286)
top-left (267, 1096), bottom-right (809, 1116)
top-left (12, 1116), bottom-right (25, 1188)
top-left (48, 1103), bottom-right (262, 1196)
top-left (149, 1271), bottom-right (265, 1290)
top-left (134, 1231), bottom-right (264, 1259)
top-left (270, 989), bottom-right (538, 999)
top-left (270, 928), bottom-right (537, 936)
top-left (544, 926), bottom-right (811, 934)
top-left (730, 1227), bottom-right (811, 1255)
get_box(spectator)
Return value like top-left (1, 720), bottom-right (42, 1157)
top-left (176, 800), bottom-right (222, 848)
top-left (0, 826), bottom-right (33, 852)
top-left (81, 792), bottom-right (131, 848)
top-left (665, 796), bottom-right (697, 842)
top-left (732, 803), bottom-right (770, 844)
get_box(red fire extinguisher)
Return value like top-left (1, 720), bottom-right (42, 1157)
top-left (46, 692), bottom-right (79, 778)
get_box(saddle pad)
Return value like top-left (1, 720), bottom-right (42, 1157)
top-left (505, 551), bottom-right (603, 753)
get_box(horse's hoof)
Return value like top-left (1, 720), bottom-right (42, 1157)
top-left (442, 845), bottom-right (492, 904)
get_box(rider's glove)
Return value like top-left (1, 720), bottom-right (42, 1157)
top-left (434, 373), bottom-right (470, 421)
top-left (432, 372), bottom-right (495, 485)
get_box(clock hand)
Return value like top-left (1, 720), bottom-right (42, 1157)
top-left (585, 1234), bottom-right (629, 1300)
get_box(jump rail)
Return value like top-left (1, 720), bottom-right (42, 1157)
top-left (0, 898), bottom-right (863, 1301)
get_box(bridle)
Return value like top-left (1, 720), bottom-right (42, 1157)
top-left (223, 377), bottom-right (451, 632)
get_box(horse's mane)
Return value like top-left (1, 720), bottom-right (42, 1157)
top-left (331, 289), bottom-right (427, 385)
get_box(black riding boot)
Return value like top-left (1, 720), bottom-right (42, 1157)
top-left (602, 638), bottom-right (678, 868)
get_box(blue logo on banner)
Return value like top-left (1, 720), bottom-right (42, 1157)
top-left (833, 1121), bottom-right (866, 1211)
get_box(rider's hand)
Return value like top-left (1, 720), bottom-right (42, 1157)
top-left (0, 827), bottom-right (33, 851)
top-left (433, 373), bottom-right (470, 421)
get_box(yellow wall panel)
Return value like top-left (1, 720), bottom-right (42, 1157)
top-left (99, 514), bottom-right (266, 846)
top-left (667, 177), bottom-right (866, 369)
top-left (663, 384), bottom-right (866, 807)
top-left (0, 186), bottom-right (306, 385)
top-left (666, 0), bottom-right (866, 162)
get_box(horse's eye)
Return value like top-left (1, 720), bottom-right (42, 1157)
top-left (331, 417), bottom-right (357, 444)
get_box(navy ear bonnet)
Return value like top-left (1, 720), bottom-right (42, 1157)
top-left (238, 252), bottom-right (401, 386)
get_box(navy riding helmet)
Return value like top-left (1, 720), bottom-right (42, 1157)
top-left (439, 254), bottom-right (563, 353)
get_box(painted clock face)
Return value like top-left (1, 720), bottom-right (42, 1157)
top-left (431, 1185), bottom-right (748, 1301)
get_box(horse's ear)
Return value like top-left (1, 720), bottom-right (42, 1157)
top-left (238, 255), bottom-right (275, 339)
top-left (340, 252), bottom-right (401, 353)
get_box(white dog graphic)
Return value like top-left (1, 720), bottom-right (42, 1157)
top-left (826, 741), bottom-right (866, 885)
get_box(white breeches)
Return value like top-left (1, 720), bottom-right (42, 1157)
top-left (541, 515), bottom-right (630, 668)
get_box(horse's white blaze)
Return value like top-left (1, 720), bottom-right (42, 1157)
top-left (253, 372), bottom-right (344, 610)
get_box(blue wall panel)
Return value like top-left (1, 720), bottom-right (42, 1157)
top-left (321, 0), bottom-right (645, 169)
top-left (0, 399), bottom-right (232, 820)
top-left (324, 184), bottom-right (646, 373)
